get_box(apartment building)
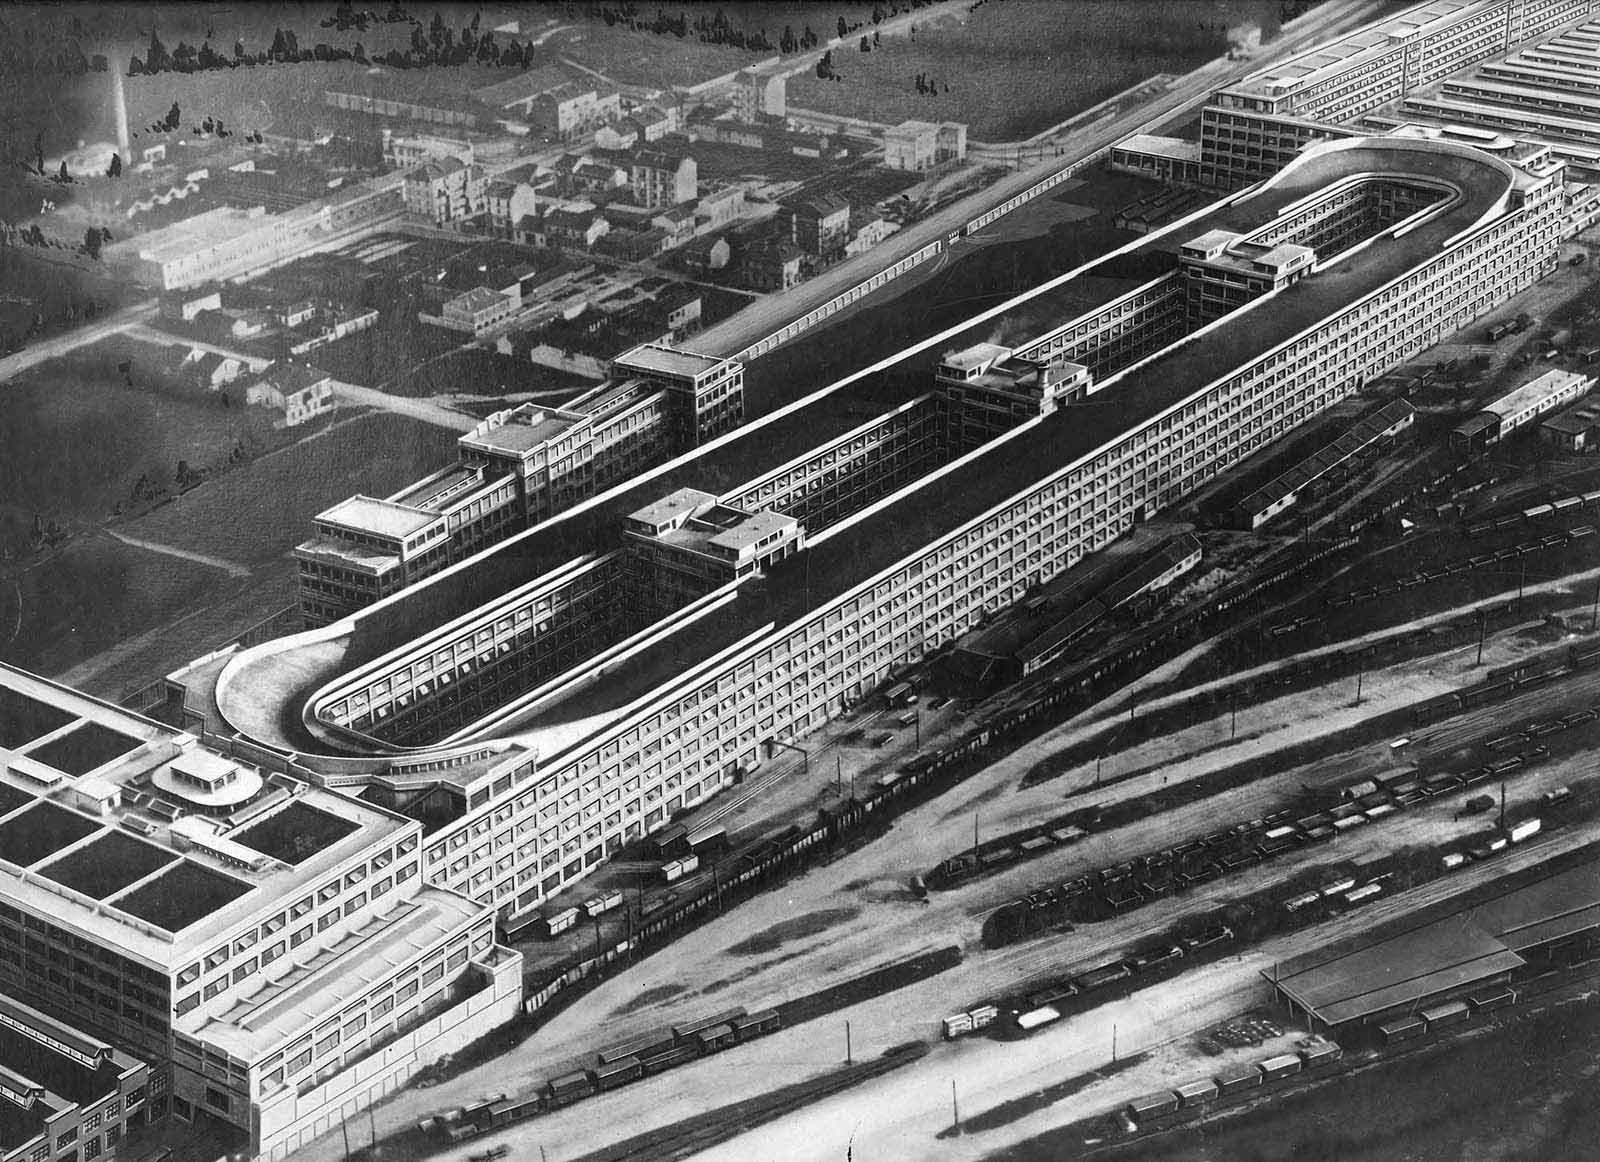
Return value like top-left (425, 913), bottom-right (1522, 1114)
top-left (0, 666), bottom-right (522, 1162)
top-left (780, 193), bottom-right (851, 258)
top-left (220, 134), bottom-right (1566, 933)
top-left (294, 345), bottom-right (744, 624)
top-left (402, 158), bottom-right (487, 226)
top-left (629, 149), bottom-right (697, 209)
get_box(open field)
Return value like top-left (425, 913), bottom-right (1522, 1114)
top-left (0, 535), bottom-right (220, 678)
top-left (0, 410), bottom-right (454, 681)
top-left (122, 411), bottom-right (458, 568)
top-left (0, 337), bottom-right (295, 555)
top-left (785, 0), bottom-right (1291, 140)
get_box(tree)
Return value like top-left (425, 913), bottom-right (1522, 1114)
top-left (874, 29), bottom-right (880, 47)
top-left (57, 160), bottom-right (70, 183)
top-left (816, 49), bottom-right (833, 79)
top-left (107, 152), bottom-right (122, 178)
top-left (33, 132), bottom-right (43, 174)
top-left (146, 29), bottom-right (171, 74)
top-left (837, 15), bottom-right (848, 39)
top-left (859, 34), bottom-right (870, 51)
top-left (163, 101), bottom-right (181, 132)
top-left (128, 54), bottom-right (144, 75)
top-left (83, 226), bottom-right (102, 259)
top-left (91, 53), bottom-right (108, 72)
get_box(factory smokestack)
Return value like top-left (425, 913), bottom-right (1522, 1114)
top-left (112, 60), bottom-right (130, 157)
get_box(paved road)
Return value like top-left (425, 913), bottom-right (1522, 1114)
top-left (101, 529), bottom-right (251, 578)
top-left (0, 298), bottom-right (157, 383)
top-left (329, 380), bottom-right (478, 432)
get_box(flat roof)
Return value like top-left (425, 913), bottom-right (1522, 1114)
top-left (26, 722), bottom-right (142, 777)
top-left (0, 686), bottom-right (73, 748)
top-left (319, 495), bottom-right (440, 540)
top-left (186, 885), bottom-right (480, 1061)
top-left (0, 664), bottom-right (411, 962)
top-left (113, 859), bottom-right (255, 932)
top-left (1487, 369), bottom-right (1591, 418)
top-left (1271, 916), bottom-right (1521, 1025)
top-left (615, 343), bottom-right (727, 381)
top-left (1116, 134), bottom-right (1202, 162)
top-left (39, 831), bottom-right (175, 900)
top-left (234, 801), bottom-right (360, 865)
top-left (460, 405), bottom-right (586, 456)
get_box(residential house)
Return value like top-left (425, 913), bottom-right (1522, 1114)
top-left (883, 120), bottom-right (938, 171)
top-left (696, 186), bottom-right (745, 233)
top-left (486, 180), bottom-right (540, 238)
top-left (542, 206), bottom-right (610, 250)
top-left (595, 118), bottom-right (642, 151)
top-left (381, 130), bottom-right (473, 169)
top-left (652, 204), bottom-right (697, 249)
top-left (740, 238), bottom-right (803, 292)
top-left (549, 153), bottom-right (628, 199)
top-left (159, 287), bottom-right (221, 322)
top-left (680, 233), bottom-right (731, 274)
top-left (275, 300), bottom-right (318, 328)
top-left (228, 361), bottom-right (336, 426)
top-left (189, 351), bottom-right (244, 391)
top-left (229, 309), bottom-right (271, 339)
top-left (846, 214), bottom-right (894, 257)
top-left (634, 104), bottom-right (678, 141)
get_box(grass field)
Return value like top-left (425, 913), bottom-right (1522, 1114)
top-left (123, 411), bottom-right (458, 567)
top-left (0, 339), bottom-right (293, 553)
top-left (0, 535), bottom-right (220, 678)
top-left (786, 0), bottom-right (1289, 140)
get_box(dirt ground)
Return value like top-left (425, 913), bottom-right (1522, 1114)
top-left (285, 570), bottom-right (1600, 1162)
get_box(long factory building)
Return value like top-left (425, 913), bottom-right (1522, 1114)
top-left (162, 132), bottom-right (1568, 930)
top-left (1112, 0), bottom-right (1596, 189)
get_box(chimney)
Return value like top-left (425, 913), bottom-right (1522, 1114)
top-left (113, 61), bottom-right (130, 158)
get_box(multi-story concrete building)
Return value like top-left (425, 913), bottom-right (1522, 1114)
top-left (210, 134), bottom-right (1563, 932)
top-left (1192, 0), bottom-right (1592, 187)
top-left (294, 345), bottom-right (744, 624)
top-left (402, 158), bottom-right (487, 226)
top-left (0, 665), bottom-right (522, 1162)
top-left (485, 180), bottom-right (539, 238)
top-left (437, 286), bottom-right (517, 334)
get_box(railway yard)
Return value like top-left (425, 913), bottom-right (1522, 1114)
top-left (298, 178), bottom-right (1600, 1162)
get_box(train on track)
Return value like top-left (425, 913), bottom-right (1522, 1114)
top-left (425, 1006), bottom-right (783, 1141)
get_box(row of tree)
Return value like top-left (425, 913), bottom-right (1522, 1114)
top-left (130, 21), bottom-right (555, 77)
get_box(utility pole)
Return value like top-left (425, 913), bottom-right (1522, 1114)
top-left (1518, 556), bottom-right (1527, 609)
top-left (1477, 609), bottom-right (1487, 666)
top-left (1095, 752), bottom-right (1103, 787)
top-left (1353, 667), bottom-right (1363, 706)
top-left (1590, 578), bottom-right (1599, 632)
top-left (972, 812), bottom-right (980, 863)
top-left (914, 708), bottom-right (921, 749)
top-left (340, 1117), bottom-right (351, 1162)
top-left (845, 1020), bottom-right (853, 1065)
top-left (1500, 780), bottom-right (1506, 830)
top-left (1112, 1022), bottom-right (1118, 1063)
top-left (951, 1079), bottom-right (960, 1134)
top-left (836, 753), bottom-right (842, 795)
top-left (368, 1105), bottom-right (378, 1153)
top-left (1230, 695), bottom-right (1238, 740)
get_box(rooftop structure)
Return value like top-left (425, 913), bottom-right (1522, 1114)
top-left (0, 662), bottom-right (522, 1162)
